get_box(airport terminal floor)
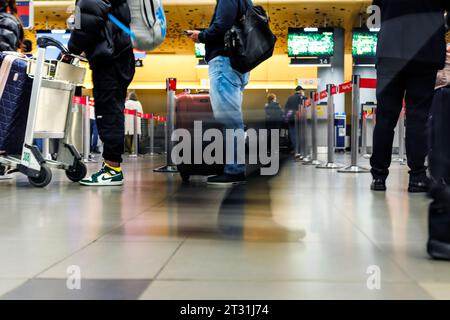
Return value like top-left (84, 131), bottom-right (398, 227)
top-left (0, 154), bottom-right (448, 300)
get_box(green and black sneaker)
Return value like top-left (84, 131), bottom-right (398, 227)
top-left (80, 163), bottom-right (124, 186)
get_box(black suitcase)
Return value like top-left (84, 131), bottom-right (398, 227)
top-left (175, 92), bottom-right (224, 182)
top-left (429, 86), bottom-right (450, 184)
top-left (0, 53), bottom-right (33, 155)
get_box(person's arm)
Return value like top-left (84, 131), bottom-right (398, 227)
top-left (198, 0), bottom-right (240, 44)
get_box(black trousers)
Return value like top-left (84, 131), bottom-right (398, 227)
top-left (370, 58), bottom-right (438, 179)
top-left (91, 49), bottom-right (135, 163)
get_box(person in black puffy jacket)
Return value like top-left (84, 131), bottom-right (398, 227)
top-left (68, 0), bottom-right (136, 187)
top-left (0, 0), bottom-right (24, 52)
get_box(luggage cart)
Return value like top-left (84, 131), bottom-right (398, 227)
top-left (0, 37), bottom-right (88, 187)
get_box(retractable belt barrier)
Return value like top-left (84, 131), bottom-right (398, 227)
top-left (123, 109), bottom-right (166, 158)
top-left (154, 78), bottom-right (179, 173)
top-left (304, 76), bottom-right (378, 172)
top-left (74, 96), bottom-right (166, 160)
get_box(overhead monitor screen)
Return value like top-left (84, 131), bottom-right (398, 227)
top-left (352, 29), bottom-right (378, 57)
top-left (288, 28), bottom-right (334, 57)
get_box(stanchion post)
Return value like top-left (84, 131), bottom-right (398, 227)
top-left (338, 75), bottom-right (370, 173)
top-left (317, 84), bottom-right (344, 169)
top-left (361, 110), bottom-right (369, 158)
top-left (392, 106), bottom-right (406, 164)
top-left (154, 78), bottom-right (178, 173)
top-left (294, 110), bottom-right (302, 161)
top-left (301, 99), bottom-right (312, 163)
top-left (304, 92), bottom-right (322, 166)
top-left (82, 96), bottom-right (91, 163)
top-left (148, 114), bottom-right (156, 156)
top-left (129, 111), bottom-right (139, 158)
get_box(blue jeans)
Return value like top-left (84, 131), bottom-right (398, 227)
top-left (208, 56), bottom-right (249, 175)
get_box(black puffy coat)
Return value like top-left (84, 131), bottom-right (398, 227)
top-left (68, 0), bottom-right (132, 65)
top-left (0, 11), bottom-right (23, 52)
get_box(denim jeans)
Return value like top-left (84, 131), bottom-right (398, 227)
top-left (208, 56), bottom-right (249, 175)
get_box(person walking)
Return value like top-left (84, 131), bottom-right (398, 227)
top-left (68, 0), bottom-right (136, 186)
top-left (370, 0), bottom-right (450, 193)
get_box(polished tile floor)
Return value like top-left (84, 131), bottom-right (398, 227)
top-left (0, 154), bottom-right (449, 300)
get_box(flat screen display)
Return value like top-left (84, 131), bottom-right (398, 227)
top-left (35, 30), bottom-right (71, 60)
top-left (288, 28), bottom-right (334, 57)
top-left (352, 29), bottom-right (378, 57)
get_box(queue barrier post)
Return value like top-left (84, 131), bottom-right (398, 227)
top-left (392, 106), bottom-right (407, 165)
top-left (317, 84), bottom-right (344, 169)
top-left (147, 114), bottom-right (156, 156)
top-left (304, 92), bottom-right (322, 166)
top-left (338, 75), bottom-right (370, 173)
top-left (294, 110), bottom-right (303, 161)
top-left (361, 110), bottom-right (368, 158)
top-left (128, 110), bottom-right (139, 158)
top-left (301, 99), bottom-right (312, 163)
top-left (154, 78), bottom-right (178, 173)
top-left (82, 96), bottom-right (97, 163)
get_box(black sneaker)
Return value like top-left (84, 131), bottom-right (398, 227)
top-left (408, 176), bottom-right (431, 193)
top-left (207, 173), bottom-right (246, 186)
top-left (371, 178), bottom-right (387, 191)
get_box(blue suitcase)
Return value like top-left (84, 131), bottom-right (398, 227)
top-left (0, 53), bottom-right (33, 155)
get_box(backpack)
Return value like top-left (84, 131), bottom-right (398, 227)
top-left (224, 0), bottom-right (277, 73)
top-left (127, 0), bottom-right (167, 51)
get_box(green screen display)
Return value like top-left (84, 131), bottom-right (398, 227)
top-left (195, 43), bottom-right (206, 58)
top-left (288, 28), bottom-right (334, 57)
top-left (352, 31), bottom-right (378, 57)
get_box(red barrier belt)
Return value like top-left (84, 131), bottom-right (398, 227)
top-left (339, 81), bottom-right (352, 93)
top-left (360, 78), bottom-right (377, 89)
top-left (319, 90), bottom-right (328, 100)
top-left (73, 96), bottom-right (87, 105)
top-left (124, 109), bottom-right (136, 116)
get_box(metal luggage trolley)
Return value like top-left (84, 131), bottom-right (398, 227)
top-left (0, 37), bottom-right (88, 187)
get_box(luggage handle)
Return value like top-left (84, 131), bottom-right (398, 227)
top-left (36, 36), bottom-right (87, 63)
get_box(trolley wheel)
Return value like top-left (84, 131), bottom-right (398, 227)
top-left (65, 161), bottom-right (87, 182)
top-left (180, 173), bottom-right (190, 183)
top-left (28, 165), bottom-right (52, 188)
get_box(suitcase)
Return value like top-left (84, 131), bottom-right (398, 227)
top-left (0, 53), bottom-right (33, 155)
top-left (175, 92), bottom-right (224, 181)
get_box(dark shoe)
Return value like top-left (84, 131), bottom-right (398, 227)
top-left (427, 195), bottom-right (450, 260)
top-left (371, 178), bottom-right (386, 191)
top-left (207, 173), bottom-right (246, 185)
top-left (408, 176), bottom-right (431, 193)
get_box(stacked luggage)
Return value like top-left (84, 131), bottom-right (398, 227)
top-left (0, 53), bottom-right (33, 155)
top-left (0, 37), bottom-right (88, 187)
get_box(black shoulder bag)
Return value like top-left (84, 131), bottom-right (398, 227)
top-left (224, 0), bottom-right (277, 74)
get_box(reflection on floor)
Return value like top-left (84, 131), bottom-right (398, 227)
top-left (0, 154), bottom-right (449, 300)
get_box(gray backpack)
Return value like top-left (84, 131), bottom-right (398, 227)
top-left (127, 0), bottom-right (167, 51)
